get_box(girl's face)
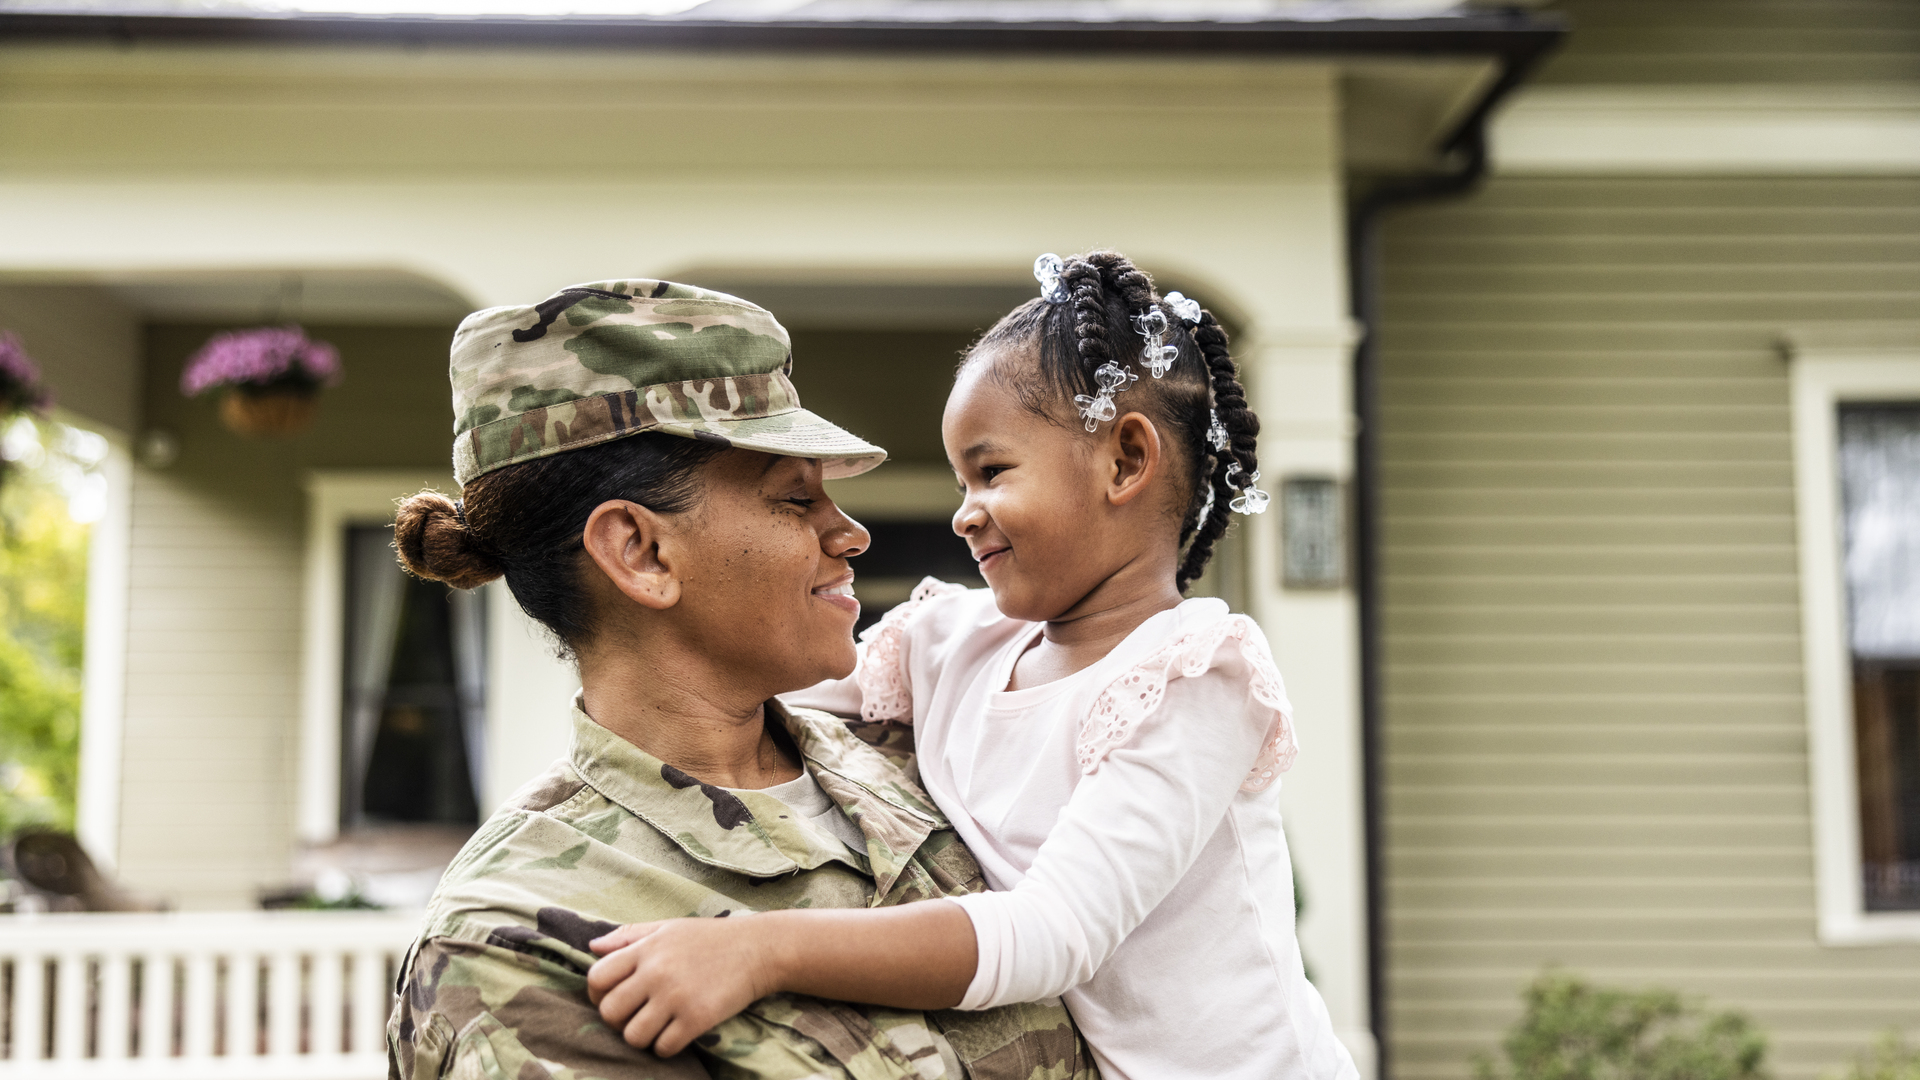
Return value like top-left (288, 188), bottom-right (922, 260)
top-left (943, 356), bottom-right (1113, 623)
top-left (665, 450), bottom-right (870, 689)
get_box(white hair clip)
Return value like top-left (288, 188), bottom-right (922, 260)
top-left (1165, 291), bottom-right (1202, 326)
top-left (1133, 308), bottom-right (1177, 378)
top-left (1208, 410), bottom-right (1230, 452)
top-left (1034, 253), bottom-right (1068, 304)
top-left (1225, 464), bottom-right (1270, 515)
top-left (1073, 362), bottom-right (1137, 433)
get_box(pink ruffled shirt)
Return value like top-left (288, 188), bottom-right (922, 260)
top-left (785, 581), bottom-right (1358, 1080)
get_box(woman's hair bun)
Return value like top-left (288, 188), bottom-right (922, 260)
top-left (393, 490), bottom-right (505, 590)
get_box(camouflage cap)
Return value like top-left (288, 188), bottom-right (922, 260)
top-left (449, 280), bottom-right (887, 487)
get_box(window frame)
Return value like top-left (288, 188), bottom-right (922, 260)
top-left (298, 470), bottom-right (457, 845)
top-left (1789, 340), bottom-right (1920, 944)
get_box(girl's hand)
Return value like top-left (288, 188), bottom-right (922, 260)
top-left (586, 918), bottom-right (778, 1056)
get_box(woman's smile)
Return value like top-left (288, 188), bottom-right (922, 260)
top-left (812, 572), bottom-right (860, 617)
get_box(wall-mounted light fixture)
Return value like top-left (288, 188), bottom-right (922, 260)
top-left (1281, 475), bottom-right (1346, 589)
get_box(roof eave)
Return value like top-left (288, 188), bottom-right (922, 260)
top-left (0, 7), bottom-right (1566, 57)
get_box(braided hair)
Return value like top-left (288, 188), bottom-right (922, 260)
top-left (965, 250), bottom-right (1261, 593)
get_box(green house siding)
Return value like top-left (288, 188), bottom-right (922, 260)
top-left (1375, 177), bottom-right (1920, 1080)
top-left (1536, 0), bottom-right (1920, 86)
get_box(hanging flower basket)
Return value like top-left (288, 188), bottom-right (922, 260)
top-left (0, 332), bottom-right (53, 487)
top-left (182, 326), bottom-right (341, 439)
top-left (0, 333), bottom-right (51, 419)
top-left (218, 386), bottom-right (321, 437)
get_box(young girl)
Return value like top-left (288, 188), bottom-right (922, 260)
top-left (586, 250), bottom-right (1358, 1080)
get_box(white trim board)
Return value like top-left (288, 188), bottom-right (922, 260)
top-left (1495, 86), bottom-right (1920, 175)
top-left (74, 438), bottom-right (133, 869)
top-left (1787, 339), bottom-right (1920, 945)
top-left (298, 470), bottom-right (457, 844)
top-left (823, 465), bottom-right (961, 521)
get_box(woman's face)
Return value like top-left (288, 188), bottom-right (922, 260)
top-left (666, 450), bottom-right (870, 692)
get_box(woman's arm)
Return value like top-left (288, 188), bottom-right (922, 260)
top-left (586, 901), bottom-right (975, 1056)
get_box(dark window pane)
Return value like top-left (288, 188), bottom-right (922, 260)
top-left (852, 520), bottom-right (982, 634)
top-left (342, 526), bottom-right (480, 828)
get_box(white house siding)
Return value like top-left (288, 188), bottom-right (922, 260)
top-left (1375, 177), bottom-right (1920, 1079)
top-left (118, 469), bottom-right (303, 910)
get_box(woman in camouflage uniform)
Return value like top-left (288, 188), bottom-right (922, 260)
top-left (387, 280), bottom-right (1097, 1080)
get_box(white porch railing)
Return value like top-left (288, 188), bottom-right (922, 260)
top-left (0, 910), bottom-right (422, 1079)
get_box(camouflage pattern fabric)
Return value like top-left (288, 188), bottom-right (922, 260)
top-left (449, 281), bottom-right (888, 487)
top-left (388, 698), bottom-right (1098, 1080)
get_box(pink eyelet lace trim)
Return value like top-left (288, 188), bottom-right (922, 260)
top-left (855, 577), bottom-right (970, 723)
top-left (1078, 614), bottom-right (1297, 793)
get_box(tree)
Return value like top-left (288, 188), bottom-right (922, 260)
top-left (0, 418), bottom-right (94, 838)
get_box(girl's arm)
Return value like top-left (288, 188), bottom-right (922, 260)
top-left (587, 901), bottom-right (976, 1055)
top-left (948, 653), bottom-right (1278, 1007)
top-left (589, 636), bottom-right (1277, 1052)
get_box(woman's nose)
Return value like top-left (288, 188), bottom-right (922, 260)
top-left (824, 507), bottom-right (870, 559)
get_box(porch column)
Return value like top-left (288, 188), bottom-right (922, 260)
top-left (1243, 323), bottom-right (1373, 1078)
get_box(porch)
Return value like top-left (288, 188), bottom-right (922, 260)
top-left (0, 910), bottom-right (419, 1078)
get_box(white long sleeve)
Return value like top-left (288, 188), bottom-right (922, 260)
top-left (947, 645), bottom-right (1274, 1006)
top-left (789, 585), bottom-right (1356, 1080)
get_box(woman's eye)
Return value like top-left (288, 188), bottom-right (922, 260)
top-left (786, 497), bottom-right (817, 509)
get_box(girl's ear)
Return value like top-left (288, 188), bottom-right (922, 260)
top-left (582, 499), bottom-right (683, 610)
top-left (1107, 411), bottom-right (1162, 507)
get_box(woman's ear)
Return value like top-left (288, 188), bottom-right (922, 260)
top-left (1107, 411), bottom-right (1162, 507)
top-left (582, 500), bottom-right (682, 611)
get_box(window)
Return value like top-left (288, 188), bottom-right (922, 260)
top-left (850, 519), bottom-right (982, 633)
top-left (1789, 341), bottom-right (1920, 942)
top-left (1837, 406), bottom-right (1920, 912)
top-left (340, 526), bottom-right (484, 828)
top-left (300, 471), bottom-right (581, 848)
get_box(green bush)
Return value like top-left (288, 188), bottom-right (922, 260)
top-left (1475, 971), bottom-right (1769, 1080)
top-left (1829, 1033), bottom-right (1920, 1080)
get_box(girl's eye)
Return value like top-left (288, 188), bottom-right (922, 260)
top-left (980, 465), bottom-right (1007, 481)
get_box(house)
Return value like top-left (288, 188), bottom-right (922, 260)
top-left (0, 0), bottom-right (1913, 1077)
top-left (1367, 2), bottom-right (1920, 1076)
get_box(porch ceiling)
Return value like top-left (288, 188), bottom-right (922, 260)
top-left (77, 270), bottom-right (475, 325)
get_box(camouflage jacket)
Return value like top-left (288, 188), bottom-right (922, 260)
top-left (387, 698), bottom-right (1097, 1080)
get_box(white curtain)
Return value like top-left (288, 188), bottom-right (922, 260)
top-left (1840, 406), bottom-right (1920, 660)
top-left (448, 585), bottom-right (489, 809)
top-left (341, 527), bottom-right (407, 826)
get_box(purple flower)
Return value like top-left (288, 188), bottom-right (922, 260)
top-left (0, 332), bottom-right (52, 414)
top-left (181, 325), bottom-right (342, 397)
